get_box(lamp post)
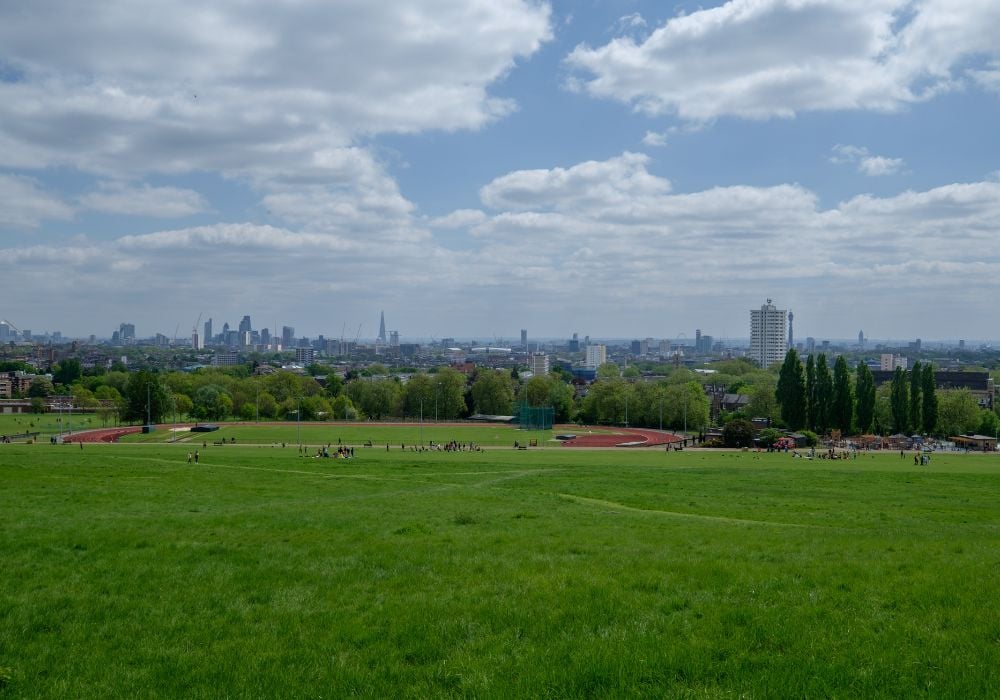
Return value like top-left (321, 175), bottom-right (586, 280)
top-left (419, 398), bottom-right (424, 446)
top-left (297, 396), bottom-right (302, 453)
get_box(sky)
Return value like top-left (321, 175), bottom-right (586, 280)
top-left (1, 0), bottom-right (999, 343)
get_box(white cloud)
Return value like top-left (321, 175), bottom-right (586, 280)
top-left (480, 152), bottom-right (671, 212)
top-left (831, 144), bottom-right (904, 176)
top-left (79, 181), bottom-right (208, 217)
top-left (430, 209), bottom-right (488, 229)
top-left (0, 174), bottom-right (74, 230)
top-left (565, 0), bottom-right (1000, 121)
top-left (3, 152), bottom-right (999, 336)
top-left (641, 131), bottom-right (668, 147)
top-left (0, 1), bottom-right (552, 180)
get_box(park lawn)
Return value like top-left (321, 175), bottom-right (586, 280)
top-left (119, 422), bottom-right (559, 448)
top-left (0, 414), bottom-right (107, 442)
top-left (1, 445), bottom-right (999, 697)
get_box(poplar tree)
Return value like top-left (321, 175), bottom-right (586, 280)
top-left (805, 354), bottom-right (818, 432)
top-left (922, 363), bottom-right (938, 435)
top-left (855, 363), bottom-right (876, 434)
top-left (814, 354), bottom-right (832, 435)
top-left (909, 361), bottom-right (922, 434)
top-left (831, 355), bottom-right (854, 434)
top-left (890, 366), bottom-right (909, 434)
top-left (776, 348), bottom-right (807, 430)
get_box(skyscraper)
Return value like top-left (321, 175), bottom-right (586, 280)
top-left (787, 310), bottom-right (794, 350)
top-left (282, 326), bottom-right (295, 347)
top-left (749, 299), bottom-right (787, 369)
top-left (378, 311), bottom-right (387, 344)
top-left (239, 315), bottom-right (252, 334)
top-left (204, 318), bottom-right (213, 345)
top-left (520, 329), bottom-right (528, 351)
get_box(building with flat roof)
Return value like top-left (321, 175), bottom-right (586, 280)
top-left (530, 352), bottom-right (549, 376)
top-left (585, 344), bottom-right (606, 369)
top-left (749, 299), bottom-right (787, 369)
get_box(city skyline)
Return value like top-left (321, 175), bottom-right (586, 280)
top-left (1, 1), bottom-right (999, 338)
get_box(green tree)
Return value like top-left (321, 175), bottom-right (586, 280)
top-left (775, 349), bottom-right (806, 430)
top-left (663, 381), bottom-right (709, 432)
top-left (890, 367), bottom-right (909, 434)
top-left (401, 373), bottom-right (435, 418)
top-left (854, 363), bottom-right (876, 434)
top-left (805, 354), bottom-right (818, 432)
top-left (921, 363), bottom-right (938, 435)
top-left (331, 394), bottom-right (358, 420)
top-left (814, 354), bottom-right (832, 434)
top-left (122, 370), bottom-right (170, 424)
top-left (192, 385), bottom-right (233, 421)
top-left (173, 392), bottom-right (194, 418)
top-left (471, 370), bottom-right (515, 415)
top-left (579, 378), bottom-right (631, 426)
top-left (722, 419), bottom-right (755, 448)
top-left (28, 377), bottom-right (54, 398)
top-left (521, 374), bottom-right (575, 422)
top-left (936, 389), bottom-right (981, 437)
top-left (908, 361), bottom-right (922, 434)
top-left (758, 427), bottom-right (782, 448)
top-left (831, 355), bottom-right (854, 434)
top-left (978, 409), bottom-right (999, 439)
top-left (53, 358), bottom-right (82, 387)
top-left (433, 368), bottom-right (468, 420)
top-left (596, 362), bottom-right (621, 380)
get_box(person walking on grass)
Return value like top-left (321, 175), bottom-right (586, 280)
top-left (194, 450), bottom-right (199, 464)
top-left (187, 452), bottom-right (192, 463)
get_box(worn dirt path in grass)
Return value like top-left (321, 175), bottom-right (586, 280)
top-left (556, 492), bottom-right (832, 529)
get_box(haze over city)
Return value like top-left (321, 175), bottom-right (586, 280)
top-left (1, 1), bottom-right (999, 339)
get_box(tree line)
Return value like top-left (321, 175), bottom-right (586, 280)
top-left (775, 349), bottom-right (997, 437)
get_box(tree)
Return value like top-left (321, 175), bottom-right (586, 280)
top-left (978, 409), bottom-right (999, 439)
top-left (521, 374), bottom-right (575, 422)
top-left (921, 363), bottom-right (938, 435)
top-left (854, 363), bottom-right (876, 434)
top-left (814, 354), bottom-right (832, 434)
top-left (331, 394), bottom-right (358, 420)
top-left (758, 427), bottom-right (782, 448)
top-left (596, 362), bottom-right (621, 380)
top-left (53, 359), bottom-right (82, 387)
top-left (433, 368), bottom-right (468, 420)
top-left (890, 367), bottom-right (909, 434)
top-left (908, 361), bottom-right (922, 434)
top-left (831, 355), bottom-right (854, 435)
top-left (122, 370), bottom-right (170, 424)
top-left (471, 370), bottom-right (515, 415)
top-left (722, 419), bottom-right (755, 448)
top-left (192, 385), bottom-right (233, 421)
top-left (28, 377), bottom-right (54, 398)
top-left (401, 373), bottom-right (435, 419)
top-left (172, 392), bottom-right (194, 418)
top-left (775, 349), bottom-right (806, 430)
top-left (663, 381), bottom-right (709, 432)
top-left (936, 389), bottom-right (981, 437)
top-left (579, 378), bottom-right (630, 425)
top-left (805, 354), bottom-right (818, 432)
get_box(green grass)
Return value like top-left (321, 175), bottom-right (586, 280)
top-left (2, 443), bottom-right (999, 697)
top-left (0, 414), bottom-right (103, 442)
top-left (121, 422), bottom-right (559, 447)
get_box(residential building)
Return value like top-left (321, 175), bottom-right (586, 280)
top-left (530, 352), bottom-right (549, 376)
top-left (585, 344), bottom-right (606, 369)
top-left (295, 347), bottom-right (315, 365)
top-left (749, 299), bottom-right (787, 369)
top-left (880, 354), bottom-right (907, 371)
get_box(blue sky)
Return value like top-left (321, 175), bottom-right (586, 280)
top-left (1, 0), bottom-right (998, 342)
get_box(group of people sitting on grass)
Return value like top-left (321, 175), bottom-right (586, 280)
top-left (386, 441), bottom-right (482, 453)
top-left (308, 445), bottom-right (354, 459)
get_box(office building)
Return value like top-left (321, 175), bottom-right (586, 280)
top-left (749, 299), bottom-right (787, 369)
top-left (282, 326), bottom-right (295, 347)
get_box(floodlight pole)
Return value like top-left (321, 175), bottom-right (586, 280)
top-left (146, 383), bottom-right (151, 427)
top-left (419, 398), bottom-right (424, 446)
top-left (297, 396), bottom-right (302, 453)
top-left (659, 396), bottom-right (663, 432)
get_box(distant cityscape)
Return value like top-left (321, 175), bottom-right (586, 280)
top-left (1, 300), bottom-right (996, 377)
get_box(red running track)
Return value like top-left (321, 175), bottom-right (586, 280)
top-left (559, 428), bottom-right (683, 448)
top-left (66, 427), bottom-right (144, 443)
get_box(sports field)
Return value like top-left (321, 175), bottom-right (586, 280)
top-left (2, 440), bottom-right (999, 697)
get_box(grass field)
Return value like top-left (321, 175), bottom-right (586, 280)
top-left (119, 422), bottom-right (558, 448)
top-left (2, 442), bottom-right (999, 697)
